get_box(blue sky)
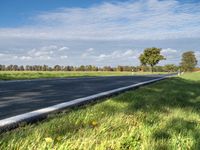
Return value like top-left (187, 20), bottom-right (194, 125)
top-left (0, 0), bottom-right (126, 27)
top-left (0, 0), bottom-right (199, 66)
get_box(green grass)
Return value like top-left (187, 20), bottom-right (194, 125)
top-left (0, 72), bottom-right (200, 150)
top-left (180, 72), bottom-right (200, 81)
top-left (0, 71), bottom-right (168, 80)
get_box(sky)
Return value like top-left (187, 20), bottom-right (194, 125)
top-left (0, 0), bottom-right (199, 67)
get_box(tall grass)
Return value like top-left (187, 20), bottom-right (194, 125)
top-left (0, 72), bottom-right (199, 149)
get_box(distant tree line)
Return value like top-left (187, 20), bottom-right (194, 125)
top-left (0, 49), bottom-right (197, 72)
top-left (0, 64), bottom-right (180, 72)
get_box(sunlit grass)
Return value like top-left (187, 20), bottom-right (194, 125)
top-left (0, 71), bottom-right (168, 80)
top-left (180, 72), bottom-right (200, 81)
top-left (0, 72), bottom-right (199, 150)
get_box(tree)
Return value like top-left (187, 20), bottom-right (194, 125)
top-left (139, 47), bottom-right (165, 72)
top-left (180, 51), bottom-right (197, 72)
top-left (117, 66), bottom-right (123, 72)
top-left (19, 65), bottom-right (25, 71)
top-left (54, 65), bottom-right (61, 71)
top-left (79, 65), bottom-right (86, 71)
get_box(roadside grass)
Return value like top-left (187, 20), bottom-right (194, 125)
top-left (0, 72), bottom-right (200, 149)
top-left (180, 72), bottom-right (200, 81)
top-left (0, 71), bottom-right (168, 80)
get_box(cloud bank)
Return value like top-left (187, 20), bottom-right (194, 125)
top-left (0, 0), bottom-right (200, 40)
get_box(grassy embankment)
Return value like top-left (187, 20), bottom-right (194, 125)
top-left (0, 71), bottom-right (167, 80)
top-left (0, 72), bottom-right (200, 149)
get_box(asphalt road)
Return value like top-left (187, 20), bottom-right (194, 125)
top-left (0, 74), bottom-right (170, 120)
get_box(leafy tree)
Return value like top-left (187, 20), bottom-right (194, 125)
top-left (139, 47), bottom-right (165, 72)
top-left (117, 66), bottom-right (123, 72)
top-left (103, 66), bottom-right (113, 71)
top-left (19, 65), bottom-right (25, 71)
top-left (54, 65), bottom-right (62, 71)
top-left (79, 65), bottom-right (86, 71)
top-left (180, 51), bottom-right (197, 72)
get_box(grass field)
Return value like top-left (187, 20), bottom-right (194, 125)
top-left (0, 72), bottom-right (200, 150)
top-left (0, 71), bottom-right (168, 80)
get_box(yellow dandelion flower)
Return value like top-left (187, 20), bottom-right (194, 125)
top-left (45, 137), bottom-right (53, 143)
top-left (91, 121), bottom-right (98, 127)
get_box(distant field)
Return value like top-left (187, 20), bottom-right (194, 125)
top-left (0, 71), bottom-right (168, 80)
top-left (1, 72), bottom-right (199, 150)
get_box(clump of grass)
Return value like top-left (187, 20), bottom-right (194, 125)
top-left (0, 72), bottom-right (200, 150)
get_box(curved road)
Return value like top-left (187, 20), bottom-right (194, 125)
top-left (0, 74), bottom-right (169, 120)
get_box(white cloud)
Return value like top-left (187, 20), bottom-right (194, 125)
top-left (27, 45), bottom-right (58, 57)
top-left (60, 55), bottom-right (68, 59)
top-left (38, 56), bottom-right (52, 60)
top-left (96, 54), bottom-right (108, 61)
top-left (20, 56), bottom-right (32, 60)
top-left (58, 46), bottom-right (69, 51)
top-left (26, 45), bottom-right (69, 60)
top-left (123, 49), bottom-right (136, 57)
top-left (81, 48), bottom-right (95, 58)
top-left (96, 49), bottom-right (138, 61)
top-left (0, 45), bottom-right (70, 63)
top-left (13, 56), bottom-right (18, 59)
top-left (162, 48), bottom-right (177, 54)
top-left (0, 0), bottom-right (200, 40)
top-left (0, 53), bottom-right (5, 57)
top-left (87, 48), bottom-right (94, 52)
top-left (34, 51), bottom-right (53, 57)
top-left (195, 51), bottom-right (200, 57)
top-left (81, 48), bottom-right (138, 63)
top-left (161, 48), bottom-right (180, 62)
top-left (26, 46), bottom-right (55, 59)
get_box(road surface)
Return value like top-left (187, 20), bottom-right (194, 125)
top-left (0, 75), bottom-right (170, 120)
